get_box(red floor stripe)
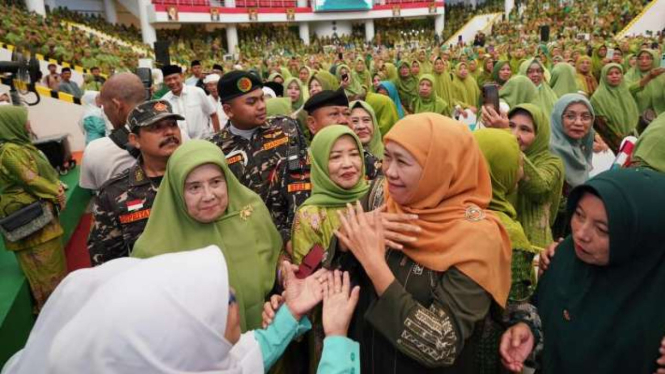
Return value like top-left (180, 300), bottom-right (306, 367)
top-left (65, 213), bottom-right (92, 272)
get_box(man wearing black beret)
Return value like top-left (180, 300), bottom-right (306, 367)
top-left (207, 70), bottom-right (309, 246)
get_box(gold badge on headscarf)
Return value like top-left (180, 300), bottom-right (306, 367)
top-left (239, 205), bottom-right (254, 221)
top-left (465, 204), bottom-right (485, 222)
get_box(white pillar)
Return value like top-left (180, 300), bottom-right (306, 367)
top-left (226, 25), bottom-right (239, 55)
top-left (225, 0), bottom-right (235, 7)
top-left (296, 0), bottom-right (307, 7)
top-left (504, 0), bottom-right (515, 18)
top-left (364, 19), bottom-right (374, 43)
top-left (25, 0), bottom-right (46, 16)
top-left (103, 0), bottom-right (118, 24)
top-left (138, 0), bottom-right (157, 45)
top-left (299, 22), bottom-right (310, 45)
top-left (435, 13), bottom-right (444, 36)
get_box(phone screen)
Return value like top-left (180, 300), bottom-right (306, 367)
top-left (606, 49), bottom-right (614, 60)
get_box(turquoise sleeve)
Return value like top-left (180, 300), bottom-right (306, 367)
top-left (254, 305), bottom-right (312, 372)
top-left (317, 336), bottom-right (360, 374)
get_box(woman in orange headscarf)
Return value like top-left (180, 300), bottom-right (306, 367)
top-left (334, 113), bottom-right (512, 373)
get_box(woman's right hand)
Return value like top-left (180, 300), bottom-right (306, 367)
top-left (322, 269), bottom-right (360, 337)
top-left (376, 205), bottom-right (420, 250)
top-left (538, 238), bottom-right (563, 276)
top-left (500, 322), bottom-right (535, 373)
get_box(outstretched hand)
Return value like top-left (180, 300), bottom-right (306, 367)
top-left (499, 323), bottom-right (535, 373)
top-left (538, 238), bottom-right (563, 276)
top-left (322, 269), bottom-right (360, 337)
top-left (282, 261), bottom-right (328, 320)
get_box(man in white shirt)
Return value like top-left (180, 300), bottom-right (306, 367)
top-left (161, 65), bottom-right (220, 139)
top-left (80, 73), bottom-right (145, 190)
top-left (203, 73), bottom-right (228, 129)
top-left (184, 60), bottom-right (204, 88)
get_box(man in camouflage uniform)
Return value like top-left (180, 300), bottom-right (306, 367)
top-left (266, 88), bottom-right (382, 243)
top-left (207, 70), bottom-right (309, 242)
top-left (87, 100), bottom-right (184, 266)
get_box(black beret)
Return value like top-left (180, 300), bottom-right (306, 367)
top-left (161, 64), bottom-right (182, 77)
top-left (303, 88), bottom-right (349, 114)
top-left (218, 70), bottom-right (263, 103)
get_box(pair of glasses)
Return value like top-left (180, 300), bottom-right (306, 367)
top-left (563, 113), bottom-right (593, 122)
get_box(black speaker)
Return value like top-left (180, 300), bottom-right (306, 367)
top-left (540, 25), bottom-right (550, 42)
top-left (154, 41), bottom-right (171, 66)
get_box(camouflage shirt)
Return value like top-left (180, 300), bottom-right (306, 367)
top-left (208, 116), bottom-right (309, 201)
top-left (267, 148), bottom-right (382, 242)
top-left (87, 163), bottom-right (160, 266)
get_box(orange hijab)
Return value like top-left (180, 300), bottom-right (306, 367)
top-left (383, 114), bottom-right (512, 306)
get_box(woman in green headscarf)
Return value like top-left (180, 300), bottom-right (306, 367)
top-left (412, 74), bottom-right (451, 116)
top-left (266, 97), bottom-right (293, 117)
top-left (364, 90), bottom-right (400, 138)
top-left (335, 63), bottom-right (365, 100)
top-left (631, 113), bottom-right (665, 171)
top-left (291, 125), bottom-right (369, 263)
top-left (549, 62), bottom-right (579, 97)
top-left (502, 168), bottom-right (665, 374)
top-left (0, 106), bottom-right (67, 312)
top-left (575, 56), bottom-right (598, 96)
top-left (132, 140), bottom-right (282, 332)
top-left (627, 50), bottom-right (665, 120)
top-left (492, 60), bottom-right (513, 88)
top-left (590, 63), bottom-right (639, 153)
top-left (393, 60), bottom-right (418, 113)
top-left (349, 100), bottom-right (385, 159)
top-left (624, 49), bottom-right (658, 84)
top-left (352, 57), bottom-right (372, 88)
top-left (473, 127), bottom-right (536, 372)
top-left (591, 44), bottom-right (608, 80)
top-left (432, 56), bottom-right (455, 109)
top-left (508, 104), bottom-right (564, 249)
top-left (283, 77), bottom-right (305, 112)
top-left (308, 70), bottom-right (338, 96)
top-left (450, 62), bottom-right (480, 112)
top-left (499, 76), bottom-right (538, 108)
top-left (476, 56), bottom-right (494, 89)
top-left (268, 71), bottom-right (285, 85)
top-left (520, 58), bottom-right (559, 117)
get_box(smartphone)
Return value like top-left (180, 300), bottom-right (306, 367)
top-left (606, 49), bottom-right (614, 60)
top-left (661, 53), bottom-right (665, 68)
top-left (482, 84), bottom-right (500, 114)
top-left (295, 244), bottom-right (325, 279)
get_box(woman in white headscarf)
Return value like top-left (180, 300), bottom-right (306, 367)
top-left (2, 246), bottom-right (360, 374)
top-left (79, 91), bottom-right (107, 145)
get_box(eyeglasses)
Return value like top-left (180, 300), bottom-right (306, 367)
top-left (563, 113), bottom-right (593, 122)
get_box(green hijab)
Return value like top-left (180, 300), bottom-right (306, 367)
top-left (266, 97), bottom-right (293, 117)
top-left (450, 62), bottom-right (481, 109)
top-left (131, 140), bottom-right (282, 332)
top-left (510, 104), bottom-right (564, 248)
top-left (350, 100), bottom-right (385, 159)
top-left (308, 70), bottom-right (338, 91)
top-left (302, 125), bottom-right (369, 207)
top-left (432, 57), bottom-right (455, 107)
top-left (492, 60), bottom-right (511, 85)
top-left (336, 64), bottom-right (364, 98)
top-left (473, 128), bottom-right (532, 250)
top-left (394, 60), bottom-right (418, 110)
top-left (364, 91), bottom-right (399, 138)
top-left (590, 43), bottom-right (607, 79)
top-left (590, 63), bottom-right (639, 136)
top-left (283, 77), bottom-right (305, 110)
top-left (632, 113), bottom-right (665, 172)
top-left (550, 62), bottom-right (579, 97)
top-left (519, 58), bottom-right (559, 117)
top-left (499, 76), bottom-right (538, 108)
top-left (624, 49), bottom-right (659, 83)
top-left (267, 72), bottom-right (284, 83)
top-left (352, 57), bottom-right (371, 88)
top-left (412, 74), bottom-right (450, 116)
top-left (537, 168), bottom-right (665, 373)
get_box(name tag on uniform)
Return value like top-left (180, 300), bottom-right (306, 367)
top-left (287, 182), bottom-right (312, 192)
top-left (263, 136), bottom-right (289, 151)
top-left (120, 209), bottom-right (151, 224)
top-left (263, 130), bottom-right (284, 139)
top-left (225, 150), bottom-right (247, 167)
